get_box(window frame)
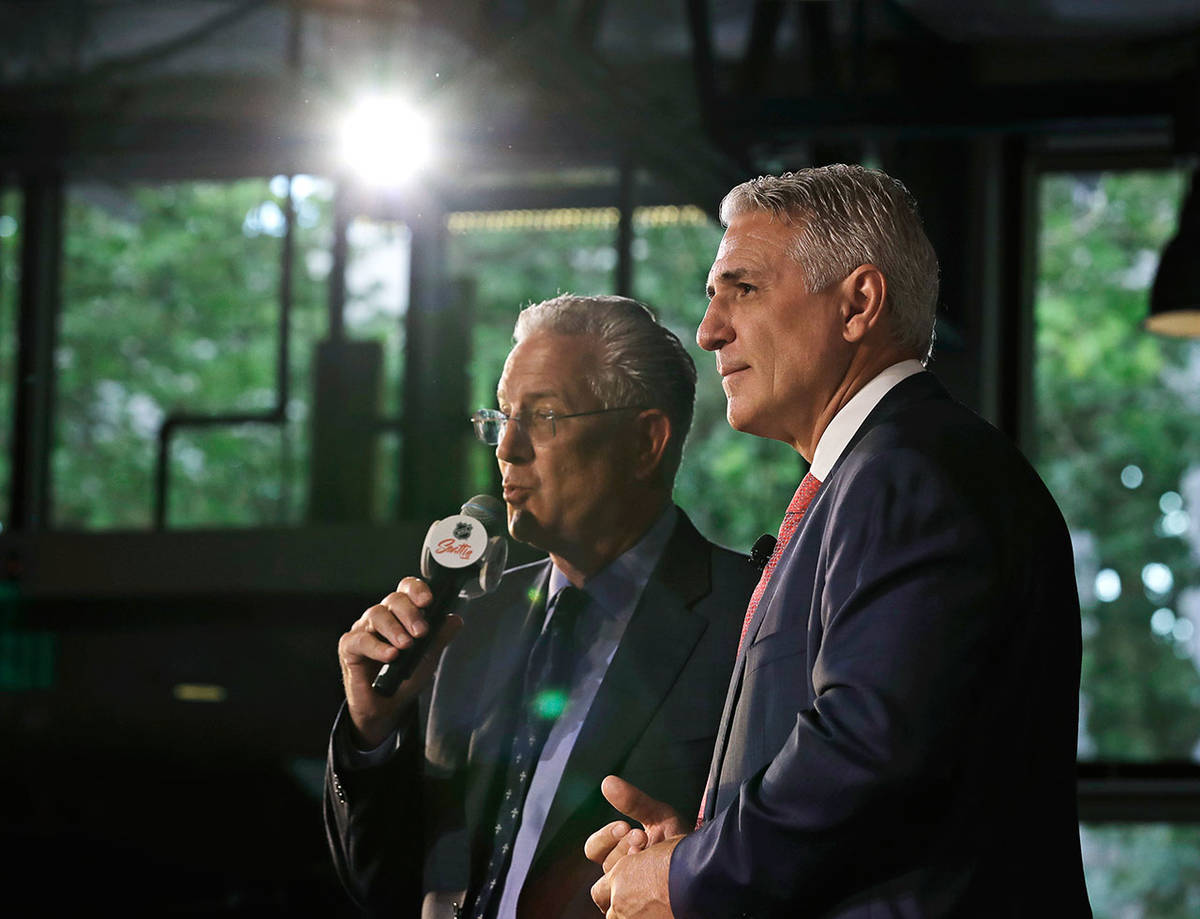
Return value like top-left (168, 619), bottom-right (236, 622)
top-left (1025, 143), bottom-right (1200, 820)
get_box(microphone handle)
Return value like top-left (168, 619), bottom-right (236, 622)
top-left (371, 567), bottom-right (466, 697)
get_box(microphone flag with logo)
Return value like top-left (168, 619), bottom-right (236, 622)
top-left (371, 494), bottom-right (508, 696)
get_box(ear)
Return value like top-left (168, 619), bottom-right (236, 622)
top-left (632, 409), bottom-right (672, 482)
top-left (841, 264), bottom-right (887, 343)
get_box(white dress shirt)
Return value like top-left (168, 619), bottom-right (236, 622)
top-left (809, 360), bottom-right (925, 481)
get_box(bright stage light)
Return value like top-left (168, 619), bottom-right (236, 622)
top-left (338, 95), bottom-right (434, 187)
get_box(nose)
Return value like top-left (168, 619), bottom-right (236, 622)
top-left (495, 415), bottom-right (532, 465)
top-left (697, 295), bottom-right (732, 352)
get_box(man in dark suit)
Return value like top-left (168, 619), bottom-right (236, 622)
top-left (324, 294), bottom-right (758, 918)
top-left (587, 166), bottom-right (1091, 917)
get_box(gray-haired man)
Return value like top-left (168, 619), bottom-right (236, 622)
top-left (325, 295), bottom-right (757, 918)
top-left (588, 167), bottom-right (1090, 918)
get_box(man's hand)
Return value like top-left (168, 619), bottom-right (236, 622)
top-left (337, 576), bottom-right (463, 748)
top-left (585, 775), bottom-right (688, 916)
top-left (592, 837), bottom-right (681, 919)
top-left (585, 775), bottom-right (688, 870)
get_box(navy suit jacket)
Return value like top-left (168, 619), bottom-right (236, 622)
top-left (325, 509), bottom-right (757, 918)
top-left (671, 373), bottom-right (1091, 918)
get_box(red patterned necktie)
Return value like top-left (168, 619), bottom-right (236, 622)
top-left (736, 471), bottom-right (822, 653)
top-left (695, 471), bottom-right (821, 829)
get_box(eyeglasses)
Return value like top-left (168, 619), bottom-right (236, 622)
top-left (469, 406), bottom-right (645, 445)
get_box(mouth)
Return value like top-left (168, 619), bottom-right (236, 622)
top-left (718, 362), bottom-right (749, 381)
top-left (502, 483), bottom-right (532, 504)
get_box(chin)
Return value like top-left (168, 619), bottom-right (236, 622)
top-left (726, 406), bottom-right (777, 443)
top-left (507, 509), bottom-right (545, 550)
top-left (725, 402), bottom-right (758, 435)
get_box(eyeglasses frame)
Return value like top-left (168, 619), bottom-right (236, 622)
top-left (468, 405), bottom-right (647, 445)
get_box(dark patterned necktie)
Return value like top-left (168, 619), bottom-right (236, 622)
top-left (695, 472), bottom-right (821, 829)
top-left (469, 584), bottom-right (589, 919)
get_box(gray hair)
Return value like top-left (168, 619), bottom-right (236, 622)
top-left (720, 164), bottom-right (940, 361)
top-left (513, 294), bottom-right (696, 483)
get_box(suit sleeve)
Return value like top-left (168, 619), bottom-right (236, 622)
top-left (323, 702), bottom-right (425, 917)
top-left (670, 448), bottom-right (1013, 917)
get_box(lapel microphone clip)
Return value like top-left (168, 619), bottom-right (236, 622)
top-left (750, 533), bottom-right (777, 572)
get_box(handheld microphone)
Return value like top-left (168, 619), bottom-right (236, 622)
top-left (750, 533), bottom-right (776, 572)
top-left (371, 494), bottom-right (509, 696)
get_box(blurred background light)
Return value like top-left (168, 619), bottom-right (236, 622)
top-left (1095, 568), bottom-right (1122, 603)
top-left (1142, 562), bottom-right (1175, 596)
top-left (338, 95), bottom-right (434, 188)
top-left (1120, 464), bottom-right (1144, 489)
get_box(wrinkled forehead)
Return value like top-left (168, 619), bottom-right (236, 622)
top-left (709, 211), bottom-right (804, 278)
top-left (496, 331), bottom-right (602, 406)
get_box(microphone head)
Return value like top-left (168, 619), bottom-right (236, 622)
top-left (454, 495), bottom-right (510, 600)
top-left (460, 494), bottom-right (505, 535)
top-left (420, 497), bottom-right (503, 578)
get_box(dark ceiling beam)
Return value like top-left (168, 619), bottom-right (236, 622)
top-left (850, 0), bottom-right (868, 92)
top-left (571, 0), bottom-right (607, 50)
top-left (799, 0), bottom-right (837, 93)
top-left (731, 79), bottom-right (1179, 142)
top-left (0, 72), bottom-right (1178, 181)
top-left (526, 0), bottom-right (560, 23)
top-left (684, 0), bottom-right (754, 197)
top-left (737, 0), bottom-right (787, 98)
top-left (76, 0), bottom-right (273, 87)
top-left (879, 0), bottom-right (950, 44)
top-left (289, 0), bottom-right (419, 21)
top-left (685, 0), bottom-right (721, 129)
top-left (418, 11), bottom-right (746, 215)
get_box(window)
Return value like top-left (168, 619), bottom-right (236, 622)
top-left (1080, 823), bottom-right (1200, 918)
top-left (331, 213), bottom-right (411, 522)
top-left (54, 177), bottom-right (336, 528)
top-left (1034, 169), bottom-right (1200, 762)
top-left (0, 187), bottom-right (18, 531)
top-left (1034, 167), bottom-right (1200, 918)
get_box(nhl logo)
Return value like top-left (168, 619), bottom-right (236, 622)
top-left (427, 513), bottom-right (488, 569)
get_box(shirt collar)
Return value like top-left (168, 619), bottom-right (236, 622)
top-left (809, 359), bottom-right (925, 481)
top-left (546, 504), bottom-right (678, 619)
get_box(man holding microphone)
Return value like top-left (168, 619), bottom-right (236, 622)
top-left (325, 294), bottom-right (757, 918)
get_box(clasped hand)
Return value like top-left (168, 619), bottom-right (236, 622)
top-left (584, 775), bottom-right (689, 918)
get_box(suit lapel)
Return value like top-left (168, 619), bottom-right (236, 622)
top-left (734, 373), bottom-right (945, 659)
top-left (704, 514), bottom-right (810, 820)
top-left (702, 644), bottom-right (747, 822)
top-left (530, 514), bottom-right (711, 867)
top-left (705, 371), bottom-right (948, 814)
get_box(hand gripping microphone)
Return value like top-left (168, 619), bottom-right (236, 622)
top-left (371, 494), bottom-right (509, 696)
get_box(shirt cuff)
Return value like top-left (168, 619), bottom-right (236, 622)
top-left (331, 703), bottom-right (409, 770)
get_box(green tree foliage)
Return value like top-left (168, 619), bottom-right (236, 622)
top-left (1036, 171), bottom-right (1200, 918)
top-left (1081, 824), bottom-right (1200, 919)
top-left (56, 179), bottom-right (320, 527)
top-left (51, 177), bottom-right (424, 528)
top-left (1035, 171), bottom-right (1200, 761)
top-left (53, 190), bottom-right (797, 544)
